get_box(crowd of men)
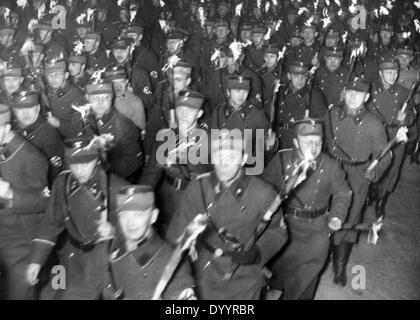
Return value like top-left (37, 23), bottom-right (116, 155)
top-left (0, 0), bottom-right (419, 300)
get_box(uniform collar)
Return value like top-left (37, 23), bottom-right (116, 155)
top-left (339, 105), bottom-right (368, 125)
top-left (209, 170), bottom-right (249, 200)
top-left (224, 101), bottom-right (252, 120)
top-left (17, 115), bottom-right (45, 135)
top-left (131, 231), bottom-right (165, 267)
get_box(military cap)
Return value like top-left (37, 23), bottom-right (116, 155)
top-left (126, 23), bottom-right (144, 34)
top-left (380, 21), bottom-right (394, 32)
top-left (214, 19), bottom-right (229, 28)
top-left (0, 104), bottom-right (11, 125)
top-left (379, 53), bottom-right (399, 70)
top-left (111, 36), bottom-right (133, 49)
top-left (325, 28), bottom-right (340, 39)
top-left (294, 118), bottom-right (323, 136)
top-left (301, 22), bottom-right (317, 32)
top-left (44, 59), bottom-right (67, 74)
top-left (325, 46), bottom-right (344, 58)
top-left (2, 65), bottom-right (22, 78)
top-left (173, 60), bottom-right (192, 77)
top-left (395, 24), bottom-right (410, 34)
top-left (117, 185), bottom-right (155, 212)
top-left (68, 52), bottom-right (88, 64)
top-left (264, 44), bottom-right (280, 55)
top-left (240, 22), bottom-right (253, 31)
top-left (228, 75), bottom-right (251, 90)
top-left (346, 76), bottom-right (370, 92)
top-left (64, 136), bottom-right (99, 164)
top-left (211, 128), bottom-right (245, 155)
top-left (84, 31), bottom-right (102, 41)
top-left (205, 18), bottom-right (216, 27)
top-left (175, 89), bottom-right (205, 110)
top-left (86, 78), bottom-right (113, 95)
top-left (10, 91), bottom-right (39, 109)
top-left (397, 45), bottom-right (414, 56)
top-left (105, 64), bottom-right (128, 81)
top-left (251, 24), bottom-right (268, 35)
top-left (288, 61), bottom-right (309, 74)
top-left (166, 28), bottom-right (188, 40)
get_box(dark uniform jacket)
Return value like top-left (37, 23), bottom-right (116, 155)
top-left (28, 169), bottom-right (128, 299)
top-left (263, 148), bottom-right (351, 222)
top-left (104, 231), bottom-right (194, 300)
top-left (275, 84), bottom-right (327, 149)
top-left (205, 66), bottom-right (263, 111)
top-left (14, 115), bottom-right (64, 185)
top-left (48, 82), bottom-right (88, 139)
top-left (368, 80), bottom-right (415, 139)
top-left (323, 105), bottom-right (391, 181)
top-left (315, 64), bottom-right (349, 106)
top-left (91, 108), bottom-right (144, 179)
top-left (166, 172), bottom-right (288, 300)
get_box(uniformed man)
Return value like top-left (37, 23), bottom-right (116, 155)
top-left (43, 58), bottom-right (87, 139)
top-left (315, 46), bottom-right (349, 106)
top-left (123, 22), bottom-right (160, 91)
top-left (36, 14), bottom-right (69, 62)
top-left (263, 118), bottom-right (351, 300)
top-left (259, 44), bottom-right (283, 118)
top-left (0, 25), bottom-right (25, 68)
top-left (68, 48), bottom-right (89, 93)
top-left (369, 21), bottom-right (398, 64)
top-left (10, 90), bottom-right (63, 186)
top-left (103, 185), bottom-right (196, 300)
top-left (25, 136), bottom-right (128, 299)
top-left (159, 28), bottom-right (201, 86)
top-left (396, 44), bottom-right (420, 164)
top-left (104, 64), bottom-right (145, 131)
top-left (140, 89), bottom-right (211, 237)
top-left (0, 64), bottom-right (25, 104)
top-left (324, 76), bottom-right (391, 286)
top-left (210, 75), bottom-right (276, 153)
top-left (276, 61), bottom-right (327, 149)
top-left (367, 55), bottom-right (415, 219)
top-left (243, 24), bottom-right (268, 73)
top-left (205, 45), bottom-right (263, 111)
top-left (0, 104), bottom-right (49, 299)
top-left (293, 23), bottom-right (320, 68)
top-left (110, 36), bottom-right (155, 110)
top-left (83, 31), bottom-right (112, 75)
top-left (84, 77), bottom-right (144, 182)
top-left (344, 37), bottom-right (379, 84)
top-left (145, 60), bottom-right (195, 157)
top-left (167, 129), bottom-right (288, 299)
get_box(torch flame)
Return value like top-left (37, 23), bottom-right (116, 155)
top-left (198, 6), bottom-right (206, 28)
top-left (17, 0), bottom-right (28, 8)
top-left (235, 2), bottom-right (243, 17)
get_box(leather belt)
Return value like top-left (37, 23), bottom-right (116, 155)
top-left (286, 206), bottom-right (328, 219)
top-left (330, 154), bottom-right (369, 167)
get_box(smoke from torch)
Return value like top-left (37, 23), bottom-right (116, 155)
top-left (198, 6), bottom-right (206, 28)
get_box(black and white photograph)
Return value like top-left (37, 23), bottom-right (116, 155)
top-left (0, 0), bottom-right (419, 306)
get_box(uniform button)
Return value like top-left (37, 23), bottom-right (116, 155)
top-left (69, 252), bottom-right (74, 258)
top-left (241, 206), bottom-right (246, 211)
top-left (144, 273), bottom-right (148, 278)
